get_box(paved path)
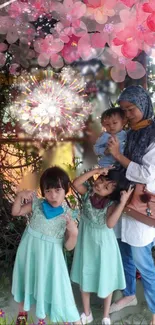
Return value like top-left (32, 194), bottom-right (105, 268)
top-left (0, 280), bottom-right (152, 324)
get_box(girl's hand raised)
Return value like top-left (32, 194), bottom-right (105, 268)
top-left (18, 190), bottom-right (36, 203)
top-left (95, 165), bottom-right (114, 176)
top-left (65, 216), bottom-right (78, 237)
top-left (120, 186), bottom-right (134, 206)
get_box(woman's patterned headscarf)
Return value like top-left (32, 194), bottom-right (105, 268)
top-left (118, 85), bottom-right (155, 164)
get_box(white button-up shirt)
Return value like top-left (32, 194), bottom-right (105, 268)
top-left (114, 142), bottom-right (155, 247)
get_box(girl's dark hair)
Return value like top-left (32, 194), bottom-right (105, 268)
top-left (40, 166), bottom-right (70, 196)
top-left (98, 169), bottom-right (131, 201)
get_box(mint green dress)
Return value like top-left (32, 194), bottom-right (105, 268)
top-left (71, 191), bottom-right (126, 298)
top-left (12, 197), bottom-right (80, 322)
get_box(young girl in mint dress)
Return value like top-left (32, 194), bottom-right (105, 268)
top-left (71, 167), bottom-right (133, 325)
top-left (11, 166), bottom-right (81, 325)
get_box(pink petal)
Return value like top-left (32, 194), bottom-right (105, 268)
top-left (50, 54), bottom-right (64, 69)
top-left (73, 21), bottom-right (87, 37)
top-left (38, 53), bottom-right (50, 67)
top-left (91, 32), bottom-right (106, 48)
top-left (9, 63), bottom-right (20, 75)
top-left (70, 2), bottom-right (86, 19)
top-left (34, 39), bottom-right (44, 53)
top-left (142, 3), bottom-right (153, 13)
top-left (0, 43), bottom-right (8, 52)
top-left (119, 9), bottom-right (132, 23)
top-left (104, 0), bottom-right (117, 9)
top-left (110, 66), bottom-right (126, 82)
top-left (78, 34), bottom-right (92, 59)
top-left (113, 38), bottom-right (124, 46)
top-left (144, 32), bottom-right (155, 47)
top-left (45, 35), bottom-right (53, 43)
top-left (100, 47), bottom-right (118, 66)
top-left (121, 39), bottom-right (139, 59)
top-left (64, 0), bottom-right (73, 9)
top-left (94, 10), bottom-right (108, 24)
top-left (147, 13), bottom-right (155, 32)
top-left (52, 39), bottom-right (64, 53)
top-left (6, 29), bottom-right (19, 44)
top-left (119, 0), bottom-right (137, 7)
top-left (126, 61), bottom-right (146, 79)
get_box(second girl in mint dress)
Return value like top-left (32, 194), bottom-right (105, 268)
top-left (71, 167), bottom-right (133, 325)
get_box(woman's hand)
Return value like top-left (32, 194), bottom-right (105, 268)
top-left (108, 136), bottom-right (120, 159)
top-left (120, 186), bottom-right (134, 206)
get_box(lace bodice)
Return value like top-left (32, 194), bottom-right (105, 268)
top-left (81, 191), bottom-right (112, 227)
top-left (29, 197), bottom-right (72, 238)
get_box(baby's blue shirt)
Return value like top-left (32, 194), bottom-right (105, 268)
top-left (94, 130), bottom-right (127, 167)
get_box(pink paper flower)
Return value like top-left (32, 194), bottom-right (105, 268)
top-left (84, 0), bottom-right (116, 24)
top-left (34, 35), bottom-right (64, 67)
top-left (101, 47), bottom-right (146, 82)
top-left (143, 0), bottom-right (155, 31)
top-left (113, 5), bottom-right (154, 58)
top-left (61, 35), bottom-right (81, 63)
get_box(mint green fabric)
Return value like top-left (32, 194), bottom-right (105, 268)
top-left (12, 197), bottom-right (80, 322)
top-left (71, 191), bottom-right (126, 298)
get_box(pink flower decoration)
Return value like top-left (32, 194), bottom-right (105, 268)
top-left (119, 0), bottom-right (138, 7)
top-left (61, 35), bottom-right (81, 63)
top-left (56, 0), bottom-right (86, 22)
top-left (113, 5), bottom-right (154, 58)
top-left (143, 0), bottom-right (155, 31)
top-left (9, 63), bottom-right (20, 75)
top-left (84, 0), bottom-right (116, 24)
top-left (101, 47), bottom-right (146, 82)
top-left (34, 35), bottom-right (64, 67)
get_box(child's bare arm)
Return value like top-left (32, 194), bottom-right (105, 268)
top-left (73, 168), bottom-right (110, 195)
top-left (106, 186), bottom-right (134, 228)
top-left (64, 217), bottom-right (78, 251)
top-left (12, 190), bottom-right (34, 216)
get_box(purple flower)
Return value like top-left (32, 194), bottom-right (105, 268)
top-left (0, 309), bottom-right (5, 317)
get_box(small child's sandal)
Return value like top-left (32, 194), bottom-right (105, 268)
top-left (16, 312), bottom-right (28, 325)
